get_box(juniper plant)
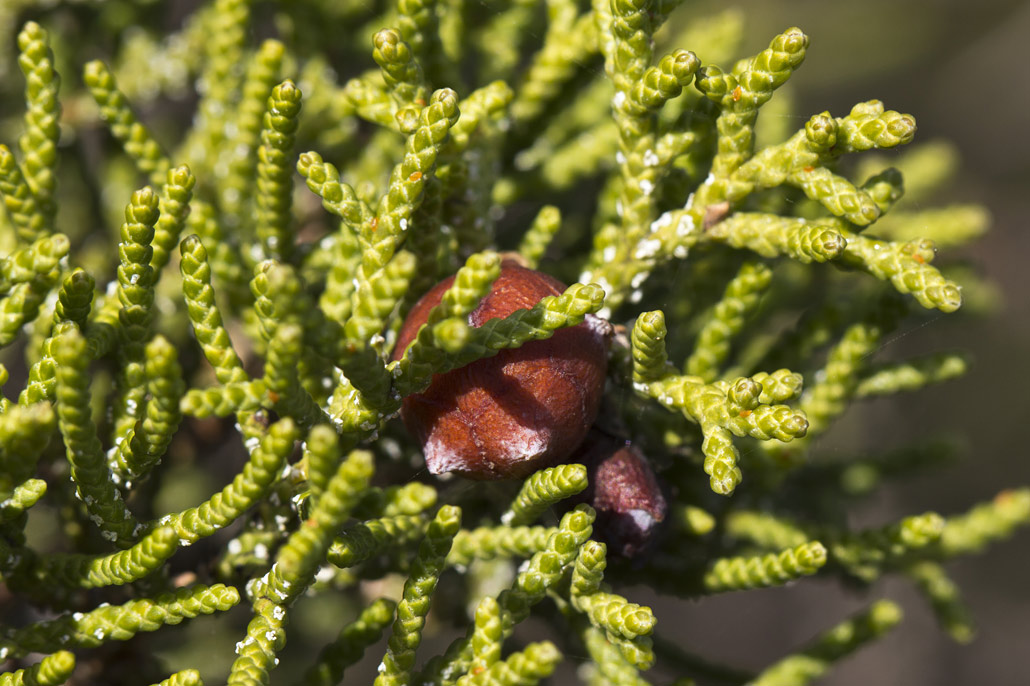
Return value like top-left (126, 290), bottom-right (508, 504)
top-left (0, 2), bottom-right (1025, 686)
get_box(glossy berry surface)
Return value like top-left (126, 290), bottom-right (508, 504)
top-left (393, 259), bottom-right (610, 479)
top-left (572, 430), bottom-right (668, 557)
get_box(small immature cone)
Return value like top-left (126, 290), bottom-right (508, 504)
top-left (571, 430), bottom-right (667, 557)
top-left (394, 260), bottom-right (610, 479)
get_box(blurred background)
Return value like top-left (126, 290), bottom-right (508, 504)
top-left (2, 0), bottom-right (1029, 684)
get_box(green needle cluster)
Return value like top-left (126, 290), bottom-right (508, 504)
top-left (16, 22), bottom-right (60, 231)
top-left (570, 541), bottom-right (656, 669)
top-left (460, 641), bottom-right (561, 686)
top-left (447, 525), bottom-right (555, 568)
top-left (502, 463), bottom-right (589, 526)
top-left (32, 524), bottom-right (178, 588)
top-left (704, 541), bottom-right (828, 592)
top-left (83, 60), bottom-right (170, 184)
top-left (0, 650), bottom-right (74, 686)
top-left (0, 584), bottom-right (239, 658)
top-left (149, 670), bottom-right (202, 686)
top-left (255, 81), bottom-right (303, 263)
top-left (632, 309), bottom-right (808, 494)
top-left (302, 598), bottom-right (397, 686)
top-left (329, 514), bottom-right (428, 568)
top-left (53, 327), bottom-right (140, 545)
top-left (375, 505), bottom-right (461, 686)
top-left (221, 39), bottom-right (285, 235)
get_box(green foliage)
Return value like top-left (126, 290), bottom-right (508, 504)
top-left (255, 81), bottom-right (303, 264)
top-left (151, 670), bottom-right (203, 686)
top-left (459, 641), bottom-right (561, 686)
top-left (1, 584), bottom-right (239, 657)
top-left (750, 601), bottom-right (902, 686)
top-left (0, 2), bottom-right (1024, 685)
top-left (83, 60), bottom-right (170, 184)
top-left (0, 651), bottom-right (74, 686)
top-left (570, 541), bottom-right (656, 669)
top-left (302, 598), bottom-right (396, 686)
top-left (376, 505), bottom-right (461, 686)
top-left (16, 22), bottom-right (60, 230)
top-left (502, 463), bottom-right (589, 526)
top-left (703, 541), bottom-right (827, 592)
